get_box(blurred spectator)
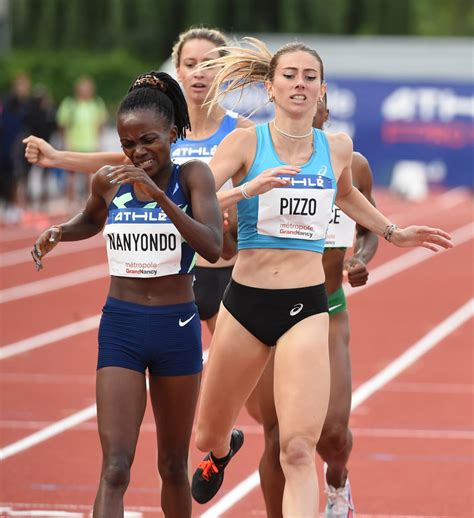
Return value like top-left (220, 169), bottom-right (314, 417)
top-left (24, 85), bottom-right (58, 208)
top-left (0, 73), bottom-right (33, 224)
top-left (57, 76), bottom-right (107, 207)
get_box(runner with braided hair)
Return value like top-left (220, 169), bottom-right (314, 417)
top-left (31, 71), bottom-right (222, 518)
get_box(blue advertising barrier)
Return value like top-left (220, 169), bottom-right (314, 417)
top-left (222, 79), bottom-right (473, 188)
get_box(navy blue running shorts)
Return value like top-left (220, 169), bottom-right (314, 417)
top-left (98, 297), bottom-right (202, 376)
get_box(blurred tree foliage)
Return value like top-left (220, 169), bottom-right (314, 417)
top-left (7, 0), bottom-right (473, 59)
top-left (2, 0), bottom-right (472, 106)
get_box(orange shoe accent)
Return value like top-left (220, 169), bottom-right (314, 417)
top-left (198, 458), bottom-right (219, 481)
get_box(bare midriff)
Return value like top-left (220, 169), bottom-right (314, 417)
top-left (232, 248), bottom-right (325, 289)
top-left (108, 274), bottom-right (194, 306)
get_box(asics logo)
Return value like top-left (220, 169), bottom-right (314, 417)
top-left (289, 303), bottom-right (304, 316)
top-left (179, 314), bottom-right (196, 327)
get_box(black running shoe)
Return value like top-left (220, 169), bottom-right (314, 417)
top-left (192, 428), bottom-right (244, 504)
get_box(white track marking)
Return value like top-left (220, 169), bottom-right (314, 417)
top-left (1, 220), bottom-right (471, 358)
top-left (351, 299), bottom-right (473, 408)
top-left (0, 405), bottom-right (97, 460)
top-left (350, 428), bottom-right (474, 440)
top-left (379, 381), bottom-right (474, 394)
top-left (0, 225), bottom-right (471, 467)
top-left (3, 420), bottom-right (473, 441)
top-left (199, 299), bottom-right (473, 517)
top-left (0, 507), bottom-right (143, 517)
top-left (343, 222), bottom-right (473, 296)
top-left (0, 316), bottom-right (100, 360)
top-left (0, 349), bottom-right (210, 460)
top-left (0, 264), bottom-right (107, 304)
top-left (0, 502), bottom-right (156, 516)
top-left (0, 236), bottom-right (103, 267)
top-left (1, 221), bottom-right (471, 306)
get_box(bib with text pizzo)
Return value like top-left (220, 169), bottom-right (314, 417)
top-left (257, 174), bottom-right (336, 241)
top-left (103, 207), bottom-right (182, 278)
top-left (325, 205), bottom-right (356, 248)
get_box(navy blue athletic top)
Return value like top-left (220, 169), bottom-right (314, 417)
top-left (103, 163), bottom-right (197, 278)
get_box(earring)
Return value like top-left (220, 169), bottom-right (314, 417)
top-left (269, 95), bottom-right (274, 103)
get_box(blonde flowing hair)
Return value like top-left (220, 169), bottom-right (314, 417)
top-left (171, 26), bottom-right (228, 68)
top-left (198, 37), bottom-right (325, 112)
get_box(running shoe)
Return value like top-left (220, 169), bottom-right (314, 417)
top-left (191, 428), bottom-right (244, 504)
top-left (324, 465), bottom-right (355, 517)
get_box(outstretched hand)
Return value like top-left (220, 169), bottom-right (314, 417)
top-left (391, 226), bottom-right (453, 252)
top-left (105, 165), bottom-right (164, 200)
top-left (23, 135), bottom-right (58, 168)
top-left (31, 226), bottom-right (62, 271)
top-left (245, 165), bottom-right (300, 197)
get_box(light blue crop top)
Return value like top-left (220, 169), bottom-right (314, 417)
top-left (237, 123), bottom-right (337, 254)
top-left (171, 111), bottom-right (238, 165)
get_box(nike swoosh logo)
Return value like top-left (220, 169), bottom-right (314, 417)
top-left (179, 314), bottom-right (196, 327)
top-left (289, 303), bottom-right (304, 316)
top-left (328, 303), bottom-right (342, 312)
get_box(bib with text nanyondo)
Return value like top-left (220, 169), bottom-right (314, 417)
top-left (104, 207), bottom-right (182, 278)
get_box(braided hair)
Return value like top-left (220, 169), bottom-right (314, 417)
top-left (118, 71), bottom-right (191, 139)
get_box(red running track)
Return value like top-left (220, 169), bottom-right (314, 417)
top-left (1, 188), bottom-right (473, 517)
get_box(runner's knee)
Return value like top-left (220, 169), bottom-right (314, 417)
top-left (158, 453), bottom-right (188, 485)
top-left (318, 422), bottom-right (351, 455)
top-left (102, 454), bottom-right (132, 490)
top-left (195, 426), bottom-right (219, 453)
top-left (280, 435), bottom-right (315, 469)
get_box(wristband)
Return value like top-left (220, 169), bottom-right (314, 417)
top-left (383, 223), bottom-right (397, 242)
top-left (241, 182), bottom-right (253, 200)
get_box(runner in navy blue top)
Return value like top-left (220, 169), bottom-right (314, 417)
top-left (24, 26), bottom-right (254, 335)
top-left (31, 71), bottom-right (222, 518)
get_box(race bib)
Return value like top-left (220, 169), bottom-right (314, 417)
top-left (104, 208), bottom-right (182, 278)
top-left (325, 205), bottom-right (356, 248)
top-left (257, 174), bottom-right (335, 241)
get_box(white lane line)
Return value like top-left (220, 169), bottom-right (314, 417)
top-left (0, 187), bottom-right (464, 248)
top-left (351, 299), bottom-right (473, 408)
top-left (0, 502), bottom-right (158, 514)
top-left (0, 236), bottom-right (103, 267)
top-left (0, 405), bottom-right (97, 461)
top-left (0, 511), bottom-right (446, 518)
top-left (0, 223), bottom-right (471, 461)
top-left (0, 316), bottom-right (100, 360)
top-left (0, 508), bottom-right (143, 517)
top-left (2, 220), bottom-right (472, 359)
top-left (343, 221), bottom-right (473, 296)
top-left (381, 187), bottom-right (469, 224)
top-left (199, 299), bottom-right (474, 517)
top-left (0, 349), bottom-right (210, 460)
top-left (0, 510), bottom-right (83, 517)
top-left (379, 381), bottom-right (474, 394)
top-left (437, 186), bottom-right (471, 209)
top-left (3, 419), bottom-right (473, 441)
top-left (0, 264), bottom-right (107, 304)
top-left (350, 428), bottom-right (474, 440)
top-left (1, 220), bottom-right (470, 306)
